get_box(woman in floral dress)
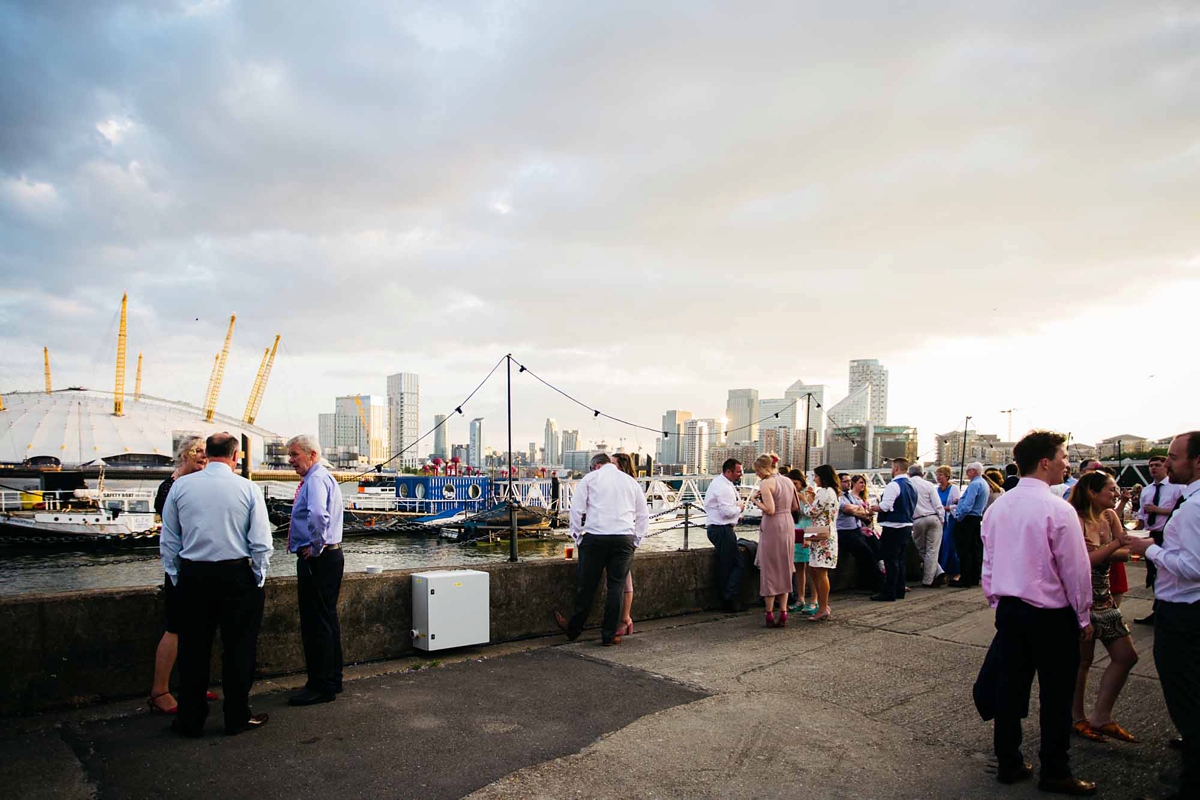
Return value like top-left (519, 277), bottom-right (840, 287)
top-left (805, 464), bottom-right (841, 621)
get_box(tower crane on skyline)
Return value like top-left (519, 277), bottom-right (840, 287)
top-left (43, 347), bottom-right (51, 394)
top-left (202, 314), bottom-right (236, 423)
top-left (352, 394), bottom-right (372, 462)
top-left (999, 408), bottom-right (1020, 442)
top-left (134, 352), bottom-right (143, 402)
top-left (242, 334), bottom-right (281, 426)
top-left (113, 293), bottom-right (128, 416)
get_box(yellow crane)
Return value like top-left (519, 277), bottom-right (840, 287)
top-left (242, 334), bottom-right (280, 426)
top-left (43, 347), bottom-right (52, 394)
top-left (353, 395), bottom-right (372, 461)
top-left (134, 352), bottom-right (143, 402)
top-left (202, 314), bottom-right (236, 422)
top-left (113, 293), bottom-right (128, 416)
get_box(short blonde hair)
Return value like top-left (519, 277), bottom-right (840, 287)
top-left (935, 465), bottom-right (953, 479)
top-left (174, 435), bottom-right (205, 465)
top-left (752, 454), bottom-right (776, 476)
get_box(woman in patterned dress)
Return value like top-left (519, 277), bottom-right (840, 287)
top-left (806, 464), bottom-right (841, 621)
top-left (1068, 471), bottom-right (1140, 744)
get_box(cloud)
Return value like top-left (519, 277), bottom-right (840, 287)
top-left (0, 1), bottom-right (1198, 451)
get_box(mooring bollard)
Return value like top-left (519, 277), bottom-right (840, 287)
top-left (683, 501), bottom-right (690, 551)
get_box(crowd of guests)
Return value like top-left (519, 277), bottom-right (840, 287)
top-left (556, 431), bottom-right (1198, 799)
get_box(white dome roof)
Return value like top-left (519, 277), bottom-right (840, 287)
top-left (0, 389), bottom-right (280, 466)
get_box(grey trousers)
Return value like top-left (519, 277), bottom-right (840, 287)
top-left (911, 516), bottom-right (944, 585)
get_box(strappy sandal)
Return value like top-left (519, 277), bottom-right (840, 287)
top-left (1093, 721), bottom-right (1137, 742)
top-left (148, 691), bottom-right (178, 715)
top-left (1072, 720), bottom-right (1105, 742)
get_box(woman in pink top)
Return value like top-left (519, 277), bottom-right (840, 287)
top-left (1068, 471), bottom-right (1139, 744)
top-left (750, 454), bottom-right (799, 627)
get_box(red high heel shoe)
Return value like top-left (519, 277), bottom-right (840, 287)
top-left (778, 610), bottom-right (788, 628)
top-left (206, 692), bottom-right (219, 701)
top-left (148, 691), bottom-right (178, 715)
top-left (617, 620), bottom-right (634, 636)
top-left (764, 611), bottom-right (777, 628)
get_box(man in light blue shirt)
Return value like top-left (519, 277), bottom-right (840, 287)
top-left (950, 462), bottom-right (989, 587)
top-left (160, 432), bottom-right (272, 737)
top-left (285, 434), bottom-right (345, 706)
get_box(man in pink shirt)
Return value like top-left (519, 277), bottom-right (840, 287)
top-left (974, 430), bottom-right (1097, 796)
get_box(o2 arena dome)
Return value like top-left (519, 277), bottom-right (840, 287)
top-left (1, 294), bottom-right (283, 469)
top-left (0, 389), bottom-right (281, 468)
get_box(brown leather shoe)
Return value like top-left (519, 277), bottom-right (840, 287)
top-left (1037, 775), bottom-right (1097, 795)
top-left (553, 611), bottom-right (579, 641)
top-left (602, 634), bottom-right (622, 647)
top-left (996, 762), bottom-right (1033, 784)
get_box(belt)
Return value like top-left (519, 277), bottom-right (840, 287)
top-left (298, 542), bottom-right (341, 553)
top-left (914, 514), bottom-right (938, 520)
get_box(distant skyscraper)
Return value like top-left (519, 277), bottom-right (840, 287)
top-left (386, 372), bottom-right (420, 467)
top-left (432, 413), bottom-right (447, 459)
top-left (469, 418), bottom-right (484, 467)
top-left (683, 419), bottom-right (709, 474)
top-left (544, 418), bottom-right (560, 465)
top-left (848, 359), bottom-right (888, 425)
top-left (660, 410), bottom-right (692, 464)
top-left (725, 389), bottom-right (759, 445)
top-left (694, 417), bottom-right (726, 448)
top-left (562, 429), bottom-right (580, 453)
top-left (785, 380), bottom-right (826, 447)
top-left (826, 383), bottom-right (872, 428)
top-left (334, 394), bottom-right (388, 463)
top-left (757, 398), bottom-right (795, 436)
top-left (528, 442), bottom-right (537, 463)
top-left (318, 413), bottom-right (336, 452)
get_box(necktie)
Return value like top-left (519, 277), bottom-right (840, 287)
top-left (1149, 482), bottom-right (1162, 527)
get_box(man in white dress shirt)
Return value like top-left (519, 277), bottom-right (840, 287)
top-left (1133, 455), bottom-right (1185, 625)
top-left (1127, 431), bottom-right (1200, 798)
top-left (555, 453), bottom-right (649, 646)
top-left (161, 432), bottom-right (273, 737)
top-left (704, 458), bottom-right (745, 610)
top-left (907, 464), bottom-right (946, 587)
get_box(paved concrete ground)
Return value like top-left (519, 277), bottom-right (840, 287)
top-left (0, 562), bottom-right (1184, 799)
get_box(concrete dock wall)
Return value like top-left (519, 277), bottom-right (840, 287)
top-left (0, 542), bottom-right (906, 716)
top-left (0, 549), bottom-right (757, 716)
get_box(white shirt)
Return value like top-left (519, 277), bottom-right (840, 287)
top-left (877, 475), bottom-right (914, 529)
top-left (569, 463), bottom-right (649, 547)
top-left (1137, 479), bottom-right (1185, 532)
top-left (909, 475), bottom-right (944, 519)
top-left (703, 473), bottom-right (742, 526)
top-left (1145, 479), bottom-right (1200, 604)
top-left (161, 462), bottom-right (273, 587)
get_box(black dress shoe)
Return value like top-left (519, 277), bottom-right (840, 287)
top-left (553, 611), bottom-right (580, 641)
top-left (1134, 613), bottom-right (1156, 626)
top-left (601, 634), bottom-right (622, 647)
top-left (947, 578), bottom-right (964, 587)
top-left (869, 594), bottom-right (896, 602)
top-left (996, 762), bottom-right (1033, 784)
top-left (1037, 775), bottom-right (1097, 795)
top-left (288, 688), bottom-right (335, 706)
top-left (225, 713), bottom-right (269, 736)
top-left (930, 574), bottom-right (947, 588)
top-left (170, 718), bottom-right (203, 738)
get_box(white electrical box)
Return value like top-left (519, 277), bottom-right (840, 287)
top-left (411, 569), bottom-right (490, 651)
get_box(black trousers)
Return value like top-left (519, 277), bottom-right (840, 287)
top-left (838, 528), bottom-right (881, 591)
top-left (1155, 601), bottom-right (1200, 795)
top-left (977, 598), bottom-right (1079, 778)
top-left (297, 547), bottom-right (344, 695)
top-left (878, 525), bottom-right (911, 600)
top-left (568, 534), bottom-right (635, 642)
top-left (706, 524), bottom-right (743, 602)
top-left (176, 558), bottom-right (265, 734)
top-left (954, 515), bottom-right (983, 586)
top-left (1145, 529), bottom-right (1164, 588)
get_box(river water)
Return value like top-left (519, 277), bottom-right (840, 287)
top-left (0, 478), bottom-right (760, 596)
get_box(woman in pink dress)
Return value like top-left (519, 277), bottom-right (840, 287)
top-left (750, 454), bottom-right (799, 628)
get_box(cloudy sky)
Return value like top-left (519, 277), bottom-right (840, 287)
top-left (1, 0), bottom-right (1197, 461)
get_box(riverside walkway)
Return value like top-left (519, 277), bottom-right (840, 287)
top-left (1, 563), bottom-right (1181, 799)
